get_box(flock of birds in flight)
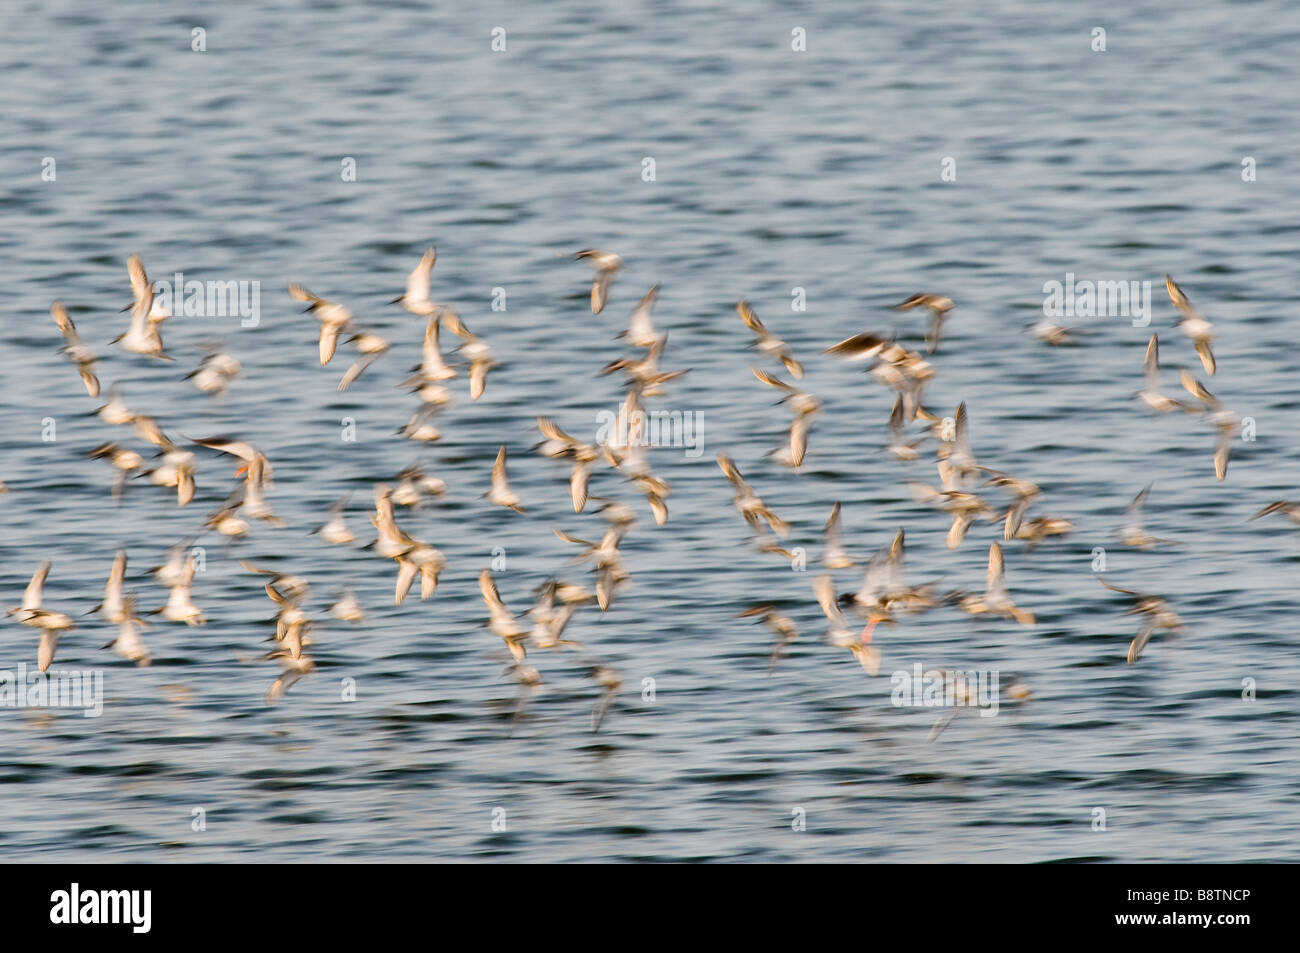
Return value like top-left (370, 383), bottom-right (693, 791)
top-left (7, 247), bottom-right (1297, 738)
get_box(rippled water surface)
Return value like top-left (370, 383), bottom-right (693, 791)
top-left (2, 1), bottom-right (1299, 861)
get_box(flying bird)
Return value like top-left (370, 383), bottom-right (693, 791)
top-left (574, 249), bottom-right (623, 314)
top-left (895, 293), bottom-right (954, 354)
top-left (1165, 274), bottom-right (1216, 375)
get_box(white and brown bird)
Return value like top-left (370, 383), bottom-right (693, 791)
top-left (589, 665), bottom-right (623, 732)
top-left (813, 575), bottom-right (881, 675)
top-left (738, 603), bottom-right (800, 674)
top-left (392, 246), bottom-right (437, 316)
top-left (369, 483), bottom-right (414, 560)
top-left (1165, 274), bottom-right (1216, 375)
top-left (289, 282), bottom-right (356, 366)
top-left (527, 580), bottom-right (584, 652)
top-left (154, 555), bottom-right (205, 625)
top-left (139, 426), bottom-right (198, 507)
top-left (104, 594), bottom-right (151, 666)
top-left (185, 346), bottom-right (243, 397)
top-left (10, 561), bottom-right (76, 672)
top-left (935, 401), bottom-right (980, 490)
top-left (1250, 500), bottom-right (1300, 526)
top-left (192, 436), bottom-right (280, 524)
top-left (574, 249), bottom-right (622, 314)
top-left (1179, 370), bottom-right (1239, 482)
top-left (51, 301), bottom-right (101, 397)
top-left (823, 331), bottom-right (894, 362)
top-left (403, 310), bottom-right (457, 384)
top-left (1118, 484), bottom-right (1177, 549)
top-left (392, 464), bottom-right (447, 507)
top-left (620, 285), bottom-right (665, 349)
top-left (1137, 334), bottom-right (1197, 414)
top-left (93, 384), bottom-right (137, 426)
top-left (329, 587), bottom-right (367, 623)
top-left (149, 537), bottom-right (199, 589)
top-left (822, 502), bottom-right (856, 569)
top-left (885, 395), bottom-right (925, 461)
top-left (977, 467), bottom-right (1042, 541)
top-left (957, 542), bottom-right (1035, 625)
top-left (265, 651), bottom-right (316, 704)
top-left (203, 487), bottom-right (250, 541)
top-left (601, 335), bottom-right (690, 397)
top-left (842, 528), bottom-right (936, 624)
top-left (1028, 316), bottom-right (1074, 346)
top-left (87, 442), bottom-right (146, 502)
top-left (751, 366), bottom-right (821, 418)
top-left (717, 453), bottom-right (789, 537)
top-left (394, 539), bottom-right (446, 605)
top-left (441, 311), bottom-right (497, 400)
top-left (112, 254), bottom-right (171, 360)
top-left (909, 479), bottom-right (995, 550)
top-left (338, 329), bottom-right (391, 391)
top-left (486, 445), bottom-right (526, 513)
top-left (88, 550), bottom-right (129, 624)
top-left (479, 569), bottom-right (530, 661)
top-left (397, 402), bottom-right (444, 443)
top-left (1011, 516), bottom-right (1076, 548)
top-left (536, 417), bottom-right (601, 513)
top-left (506, 663), bottom-right (543, 731)
top-left (312, 494), bottom-right (356, 545)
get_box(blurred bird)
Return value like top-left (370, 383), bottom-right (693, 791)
top-left (895, 292), bottom-right (954, 354)
top-left (1118, 484), bottom-right (1177, 549)
top-left (88, 550), bottom-right (129, 624)
top-left (813, 575), bottom-right (881, 675)
top-left (1179, 370), bottom-right (1239, 482)
top-left (154, 555), bottom-right (205, 625)
top-left (103, 594), bottom-right (151, 666)
top-left (392, 246), bottom-right (437, 316)
top-left (822, 501), bottom-right (856, 569)
top-left (486, 445), bottom-right (526, 513)
top-left (957, 542), bottom-right (1035, 625)
top-left (51, 301), bottom-right (101, 397)
top-left (589, 665), bottom-right (623, 732)
top-left (738, 603), bottom-right (800, 674)
top-left (1165, 274), bottom-right (1216, 375)
top-left (87, 442), bottom-right (146, 502)
top-left (9, 561), bottom-right (75, 673)
top-left (312, 494), bottom-right (356, 545)
top-left (112, 254), bottom-right (172, 360)
top-left (289, 282), bottom-right (356, 366)
top-left (480, 569), bottom-right (530, 661)
top-left (1250, 500), bottom-right (1300, 526)
top-left (338, 330), bottom-right (390, 391)
top-left (620, 285), bottom-right (665, 349)
top-left (1137, 334), bottom-right (1197, 414)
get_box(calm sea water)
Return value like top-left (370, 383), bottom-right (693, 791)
top-left (1, 1), bottom-right (1298, 862)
